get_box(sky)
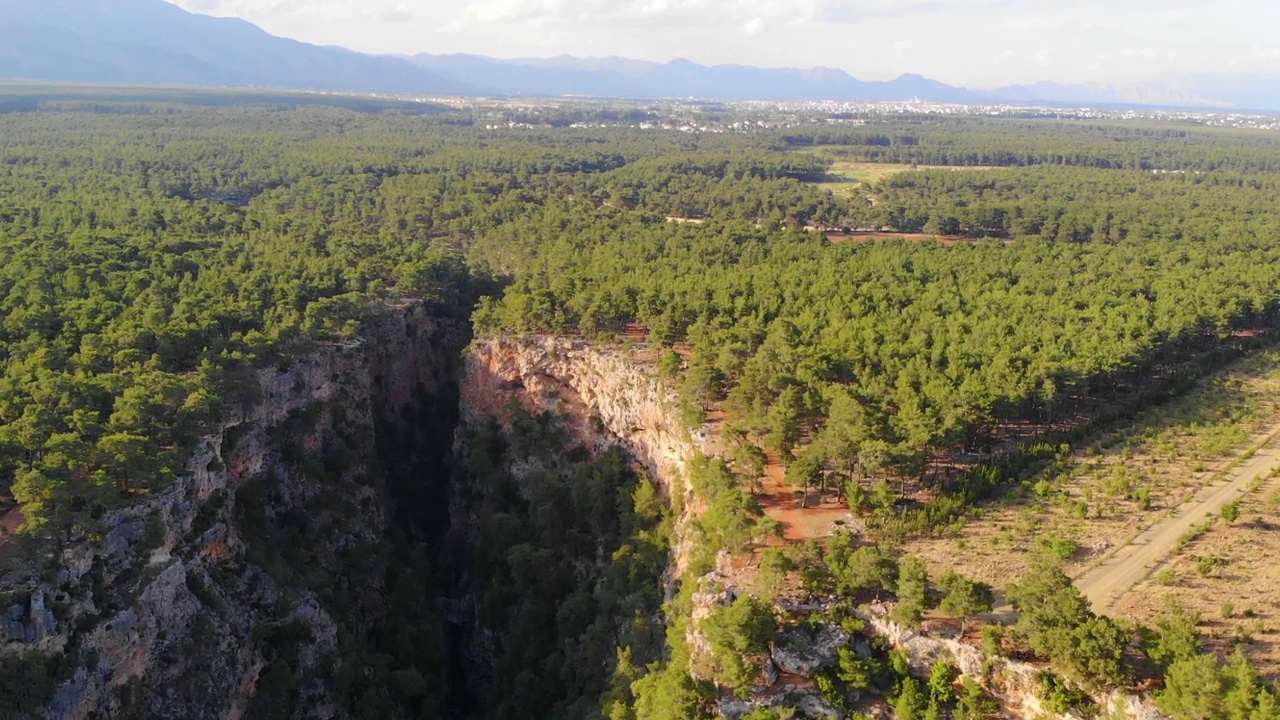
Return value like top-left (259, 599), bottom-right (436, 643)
top-left (164, 0), bottom-right (1280, 88)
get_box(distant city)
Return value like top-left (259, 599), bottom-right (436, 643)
top-left (419, 95), bottom-right (1280, 133)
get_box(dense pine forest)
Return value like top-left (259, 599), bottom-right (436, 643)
top-left (6, 96), bottom-right (1280, 720)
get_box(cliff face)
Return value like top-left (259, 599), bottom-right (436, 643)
top-left (462, 336), bottom-right (705, 496)
top-left (461, 336), bottom-right (707, 570)
top-left (0, 303), bottom-right (468, 720)
top-left (454, 336), bottom-right (707, 708)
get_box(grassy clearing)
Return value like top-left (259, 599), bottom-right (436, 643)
top-left (904, 348), bottom-right (1280, 597)
top-left (805, 160), bottom-right (920, 197)
top-left (799, 149), bottom-right (1006, 197)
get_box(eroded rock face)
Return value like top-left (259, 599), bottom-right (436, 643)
top-left (0, 303), bottom-right (467, 720)
top-left (462, 336), bottom-right (709, 573)
top-left (771, 624), bottom-right (851, 679)
top-left (462, 337), bottom-right (704, 496)
top-left (859, 607), bottom-right (1166, 720)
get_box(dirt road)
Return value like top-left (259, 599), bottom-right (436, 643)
top-left (1075, 433), bottom-right (1280, 614)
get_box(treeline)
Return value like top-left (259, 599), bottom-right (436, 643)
top-left (475, 211), bottom-right (1280, 492)
top-left (866, 165), bottom-right (1280, 240)
top-left (778, 119), bottom-right (1280, 173)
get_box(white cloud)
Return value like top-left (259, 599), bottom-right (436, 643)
top-left (162, 0), bottom-right (1280, 88)
top-left (382, 4), bottom-right (414, 22)
top-left (178, 0), bottom-right (224, 12)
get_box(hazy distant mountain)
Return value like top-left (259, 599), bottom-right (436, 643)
top-left (410, 54), bottom-right (1280, 109)
top-left (0, 0), bottom-right (468, 95)
top-left (410, 54), bottom-right (992, 103)
top-left (4, 0), bottom-right (1280, 110)
top-left (996, 76), bottom-right (1280, 110)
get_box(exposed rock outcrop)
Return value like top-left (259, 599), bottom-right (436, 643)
top-left (462, 336), bottom-right (705, 495)
top-left (462, 336), bottom-right (709, 571)
top-left (861, 608), bottom-right (1166, 720)
top-left (0, 303), bottom-right (467, 720)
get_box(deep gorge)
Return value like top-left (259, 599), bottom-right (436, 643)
top-left (1, 304), bottom-right (1177, 720)
top-left (0, 304), bottom-right (699, 720)
top-left (0, 303), bottom-right (478, 719)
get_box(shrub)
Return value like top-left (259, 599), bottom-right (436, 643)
top-left (981, 625), bottom-right (1005, 658)
top-left (928, 659), bottom-right (959, 706)
top-left (1034, 671), bottom-right (1093, 716)
top-left (1039, 535), bottom-right (1079, 560)
top-left (895, 677), bottom-right (928, 720)
top-left (0, 651), bottom-right (60, 718)
top-left (701, 596), bottom-right (778, 698)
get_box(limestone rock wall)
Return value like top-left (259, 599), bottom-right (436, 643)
top-left (0, 303), bottom-right (466, 720)
top-left (462, 336), bottom-right (709, 572)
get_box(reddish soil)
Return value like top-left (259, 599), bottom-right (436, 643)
top-left (0, 488), bottom-right (23, 547)
top-left (824, 231), bottom-right (1011, 247)
top-left (757, 457), bottom-right (852, 542)
top-left (619, 323), bottom-right (649, 343)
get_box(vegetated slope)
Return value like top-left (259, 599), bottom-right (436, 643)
top-left (899, 346), bottom-right (1280, 596)
top-left (0, 0), bottom-right (467, 94)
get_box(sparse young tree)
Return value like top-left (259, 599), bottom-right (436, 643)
top-left (701, 596), bottom-right (779, 698)
top-left (938, 571), bottom-right (995, 634)
top-left (785, 449), bottom-right (825, 508)
top-left (893, 556), bottom-right (930, 627)
top-left (758, 548), bottom-right (794, 603)
top-left (895, 677), bottom-right (928, 720)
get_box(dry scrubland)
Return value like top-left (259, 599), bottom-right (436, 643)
top-left (1114, 477), bottom-right (1280, 676)
top-left (903, 349), bottom-right (1280, 657)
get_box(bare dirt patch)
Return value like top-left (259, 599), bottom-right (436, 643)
top-left (756, 460), bottom-right (854, 542)
top-left (824, 231), bottom-right (1005, 246)
top-left (0, 487), bottom-right (23, 548)
top-left (800, 155), bottom-right (1006, 198)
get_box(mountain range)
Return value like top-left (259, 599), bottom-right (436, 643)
top-left (407, 54), bottom-right (993, 104)
top-left (2, 0), bottom-right (1279, 111)
top-left (0, 0), bottom-right (466, 95)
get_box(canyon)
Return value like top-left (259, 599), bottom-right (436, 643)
top-left (1, 308), bottom-right (1167, 719)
